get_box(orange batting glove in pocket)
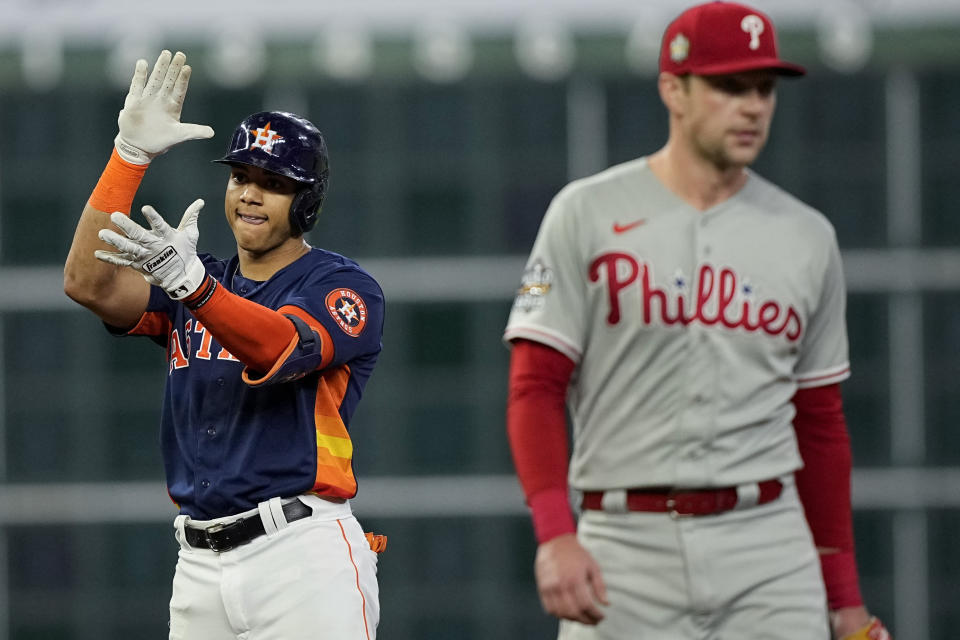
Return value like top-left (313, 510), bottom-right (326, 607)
top-left (365, 532), bottom-right (387, 553)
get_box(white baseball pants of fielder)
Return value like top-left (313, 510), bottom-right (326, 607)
top-left (169, 495), bottom-right (379, 640)
top-left (559, 477), bottom-right (830, 640)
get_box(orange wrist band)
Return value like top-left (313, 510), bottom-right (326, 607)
top-left (88, 148), bottom-right (148, 215)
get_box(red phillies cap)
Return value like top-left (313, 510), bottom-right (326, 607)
top-left (659, 1), bottom-right (806, 77)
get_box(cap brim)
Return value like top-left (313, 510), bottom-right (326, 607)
top-left (691, 58), bottom-right (806, 77)
top-left (212, 154), bottom-right (316, 184)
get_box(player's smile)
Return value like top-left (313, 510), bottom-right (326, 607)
top-left (236, 212), bottom-right (268, 225)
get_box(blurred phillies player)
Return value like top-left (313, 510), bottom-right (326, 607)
top-left (64, 50), bottom-right (385, 638)
top-left (504, 3), bottom-right (890, 639)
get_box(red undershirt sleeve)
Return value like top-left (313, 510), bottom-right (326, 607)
top-left (506, 338), bottom-right (577, 544)
top-left (792, 382), bottom-right (864, 610)
top-left (182, 275), bottom-right (298, 373)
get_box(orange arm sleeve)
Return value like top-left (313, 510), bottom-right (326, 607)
top-left (182, 275), bottom-right (299, 373)
top-left (88, 149), bottom-right (148, 215)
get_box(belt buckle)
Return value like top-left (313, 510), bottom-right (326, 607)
top-left (665, 496), bottom-right (693, 520)
top-left (204, 520), bottom-right (241, 552)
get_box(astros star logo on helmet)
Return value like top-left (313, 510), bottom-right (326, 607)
top-left (250, 122), bottom-right (283, 154)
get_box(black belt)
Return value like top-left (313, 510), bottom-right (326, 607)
top-left (184, 499), bottom-right (313, 552)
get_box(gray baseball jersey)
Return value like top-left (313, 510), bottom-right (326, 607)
top-left (503, 157), bottom-right (850, 491)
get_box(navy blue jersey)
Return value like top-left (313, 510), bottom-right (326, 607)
top-left (113, 248), bottom-right (384, 519)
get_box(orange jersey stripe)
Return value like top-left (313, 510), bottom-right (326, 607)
top-left (127, 310), bottom-right (175, 362)
top-left (312, 365), bottom-right (357, 497)
top-left (129, 310), bottom-right (172, 338)
top-left (314, 449), bottom-right (357, 498)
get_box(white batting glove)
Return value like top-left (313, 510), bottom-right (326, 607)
top-left (115, 50), bottom-right (214, 164)
top-left (95, 199), bottom-right (208, 300)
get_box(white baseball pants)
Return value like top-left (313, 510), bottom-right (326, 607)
top-left (168, 495), bottom-right (379, 640)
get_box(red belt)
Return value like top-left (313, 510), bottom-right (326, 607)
top-left (581, 479), bottom-right (783, 518)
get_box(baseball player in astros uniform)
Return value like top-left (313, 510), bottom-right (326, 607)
top-left (65, 50), bottom-right (385, 639)
top-left (504, 3), bottom-right (890, 639)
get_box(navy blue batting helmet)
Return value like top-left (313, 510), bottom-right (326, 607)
top-left (213, 111), bottom-right (329, 234)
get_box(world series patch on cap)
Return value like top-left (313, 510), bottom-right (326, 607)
top-left (659, 1), bottom-right (806, 77)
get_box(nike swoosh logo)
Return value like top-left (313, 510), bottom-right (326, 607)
top-left (613, 219), bottom-right (646, 234)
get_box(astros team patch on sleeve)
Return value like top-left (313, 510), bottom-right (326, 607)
top-left (325, 288), bottom-right (368, 337)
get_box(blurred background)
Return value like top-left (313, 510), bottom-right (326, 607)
top-left (0, 0), bottom-right (958, 638)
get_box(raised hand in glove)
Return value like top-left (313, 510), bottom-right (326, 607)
top-left (95, 199), bottom-right (207, 300)
top-left (115, 50), bottom-right (214, 164)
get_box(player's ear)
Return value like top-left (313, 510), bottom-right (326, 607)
top-left (658, 72), bottom-right (689, 116)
